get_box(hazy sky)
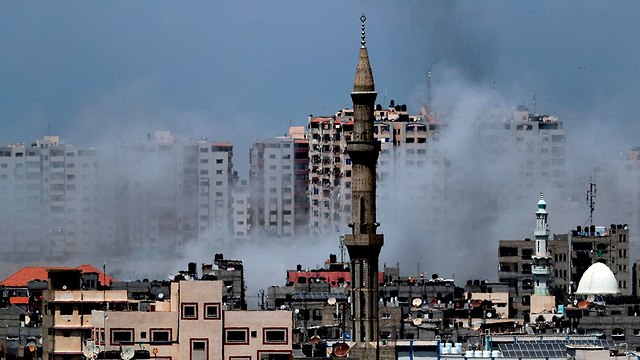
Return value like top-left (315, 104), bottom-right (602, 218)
top-left (2, 1), bottom-right (640, 176)
top-left (3, 1), bottom-right (640, 293)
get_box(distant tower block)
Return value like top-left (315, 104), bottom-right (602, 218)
top-left (342, 15), bottom-right (384, 355)
top-left (532, 193), bottom-right (551, 296)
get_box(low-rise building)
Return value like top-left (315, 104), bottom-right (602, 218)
top-left (41, 262), bottom-right (291, 360)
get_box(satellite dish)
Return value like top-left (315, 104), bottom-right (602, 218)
top-left (24, 315), bottom-right (31, 325)
top-left (83, 344), bottom-right (98, 358)
top-left (486, 311), bottom-right (493, 318)
top-left (333, 342), bottom-right (350, 358)
top-left (62, 285), bottom-right (67, 290)
top-left (578, 300), bottom-right (590, 309)
top-left (280, 305), bottom-right (287, 310)
top-left (412, 298), bottom-right (423, 307)
top-left (327, 297), bottom-right (337, 305)
top-left (294, 309), bottom-right (300, 315)
top-left (412, 317), bottom-right (423, 326)
top-left (121, 347), bottom-right (135, 360)
top-left (38, 337), bottom-right (43, 345)
top-left (157, 293), bottom-right (164, 300)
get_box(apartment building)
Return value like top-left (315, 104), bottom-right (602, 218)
top-left (249, 137), bottom-right (309, 238)
top-left (0, 136), bottom-right (98, 260)
top-left (307, 103), bottom-right (442, 234)
top-left (115, 131), bottom-right (234, 254)
top-left (474, 106), bottom-right (566, 210)
top-left (42, 268), bottom-right (291, 360)
top-left (231, 179), bottom-right (251, 242)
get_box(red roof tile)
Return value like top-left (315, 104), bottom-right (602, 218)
top-left (0, 264), bottom-right (115, 287)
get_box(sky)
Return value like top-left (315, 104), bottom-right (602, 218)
top-left (2, 1), bottom-right (640, 292)
top-left (2, 1), bottom-right (640, 172)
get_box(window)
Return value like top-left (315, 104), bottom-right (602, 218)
top-left (59, 304), bottom-right (74, 315)
top-left (191, 339), bottom-right (208, 360)
top-left (225, 328), bottom-right (249, 345)
top-left (111, 329), bottom-right (134, 345)
top-left (181, 303), bottom-right (198, 320)
top-left (204, 303), bottom-right (221, 320)
top-left (150, 329), bottom-right (172, 344)
top-left (263, 328), bottom-right (288, 344)
top-left (258, 352), bottom-right (291, 360)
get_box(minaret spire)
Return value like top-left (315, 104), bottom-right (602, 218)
top-left (354, 15), bottom-right (374, 93)
top-left (343, 14), bottom-right (384, 360)
top-left (533, 193), bottom-right (551, 296)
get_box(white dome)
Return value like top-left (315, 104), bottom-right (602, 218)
top-left (575, 262), bottom-right (619, 295)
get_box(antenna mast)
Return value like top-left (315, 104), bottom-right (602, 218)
top-left (427, 71), bottom-right (432, 106)
top-left (586, 181), bottom-right (596, 227)
top-left (533, 90), bottom-right (537, 114)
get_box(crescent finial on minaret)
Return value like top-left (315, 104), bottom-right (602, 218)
top-left (360, 15), bottom-right (366, 48)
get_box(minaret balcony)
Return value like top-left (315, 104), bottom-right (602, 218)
top-left (531, 265), bottom-right (551, 275)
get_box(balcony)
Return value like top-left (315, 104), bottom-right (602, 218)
top-left (531, 266), bottom-right (551, 275)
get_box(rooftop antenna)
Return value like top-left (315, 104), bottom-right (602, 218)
top-left (426, 71), bottom-right (432, 106)
top-left (532, 90), bottom-right (537, 114)
top-left (586, 180), bottom-right (596, 227)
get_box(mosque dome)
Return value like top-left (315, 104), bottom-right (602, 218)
top-left (575, 262), bottom-right (619, 295)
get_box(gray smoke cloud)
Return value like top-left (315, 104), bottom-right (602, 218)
top-left (1, 2), bottom-right (640, 298)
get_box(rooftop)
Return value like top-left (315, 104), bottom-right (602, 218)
top-left (0, 264), bottom-right (114, 287)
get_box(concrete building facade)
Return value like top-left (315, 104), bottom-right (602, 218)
top-left (41, 268), bottom-right (291, 360)
top-left (0, 136), bottom-right (98, 260)
top-left (115, 131), bottom-right (234, 254)
top-left (249, 137), bottom-right (309, 239)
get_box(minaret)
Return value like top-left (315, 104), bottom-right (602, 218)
top-left (532, 193), bottom-right (551, 296)
top-left (343, 15), bottom-right (384, 354)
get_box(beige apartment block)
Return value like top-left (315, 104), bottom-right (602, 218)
top-left (42, 270), bottom-right (292, 360)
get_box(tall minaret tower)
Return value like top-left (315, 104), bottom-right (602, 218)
top-left (533, 193), bottom-right (551, 296)
top-left (343, 15), bottom-right (384, 354)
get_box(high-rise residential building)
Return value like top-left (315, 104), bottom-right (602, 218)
top-left (249, 136), bottom-right (309, 239)
top-left (231, 179), bottom-right (250, 242)
top-left (0, 136), bottom-right (98, 260)
top-left (474, 106), bottom-right (566, 208)
top-left (308, 104), bottom-right (443, 235)
top-left (115, 131), bottom-right (233, 254)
